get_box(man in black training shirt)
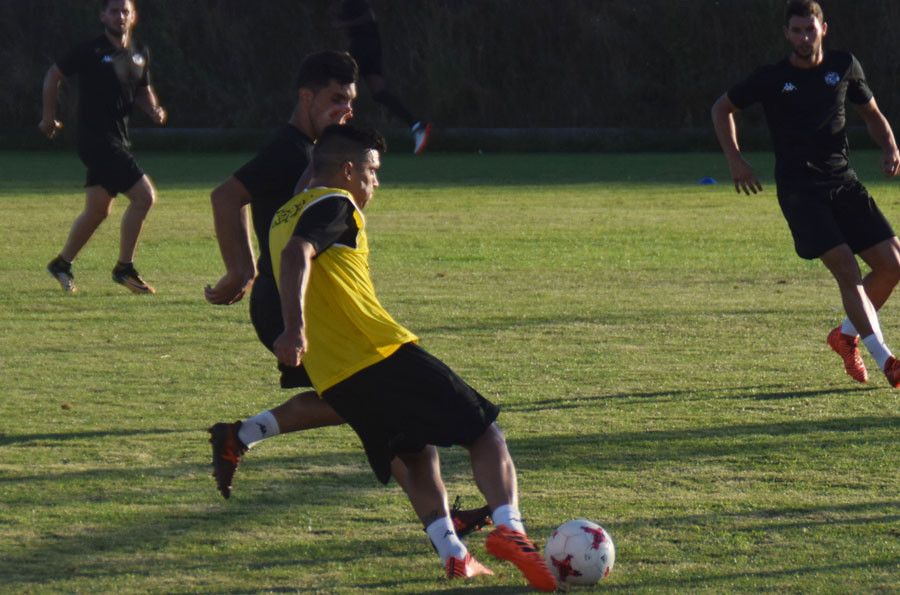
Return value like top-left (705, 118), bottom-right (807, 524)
top-left (712, 0), bottom-right (900, 387)
top-left (336, 0), bottom-right (432, 154)
top-left (202, 51), bottom-right (491, 539)
top-left (41, 0), bottom-right (167, 294)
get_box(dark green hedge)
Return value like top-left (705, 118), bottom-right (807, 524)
top-left (3, 0), bottom-right (898, 131)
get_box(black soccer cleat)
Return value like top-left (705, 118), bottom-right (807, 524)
top-left (208, 421), bottom-right (248, 499)
top-left (112, 262), bottom-right (155, 294)
top-left (451, 496), bottom-right (493, 539)
top-left (47, 256), bottom-right (77, 293)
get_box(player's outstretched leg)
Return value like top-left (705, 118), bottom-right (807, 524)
top-left (827, 326), bottom-right (868, 382)
top-left (467, 424), bottom-right (557, 592)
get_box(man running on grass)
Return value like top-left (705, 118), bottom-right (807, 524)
top-left (41, 0), bottom-right (166, 294)
top-left (204, 51), bottom-right (490, 538)
top-left (266, 123), bottom-right (556, 589)
top-left (712, 0), bottom-right (900, 387)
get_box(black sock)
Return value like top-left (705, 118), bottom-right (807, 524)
top-left (372, 90), bottom-right (417, 128)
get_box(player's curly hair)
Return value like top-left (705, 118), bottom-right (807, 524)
top-left (785, 0), bottom-right (824, 25)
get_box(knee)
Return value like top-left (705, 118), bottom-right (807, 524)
top-left (130, 186), bottom-right (157, 212)
top-left (84, 201), bottom-right (113, 224)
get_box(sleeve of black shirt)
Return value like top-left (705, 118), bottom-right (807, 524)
top-left (846, 54), bottom-right (874, 105)
top-left (727, 67), bottom-right (766, 110)
top-left (293, 196), bottom-right (358, 256)
top-left (56, 41), bottom-right (91, 77)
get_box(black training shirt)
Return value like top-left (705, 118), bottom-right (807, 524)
top-left (233, 124), bottom-right (315, 278)
top-left (57, 35), bottom-right (150, 148)
top-left (728, 50), bottom-right (873, 187)
top-left (293, 194), bottom-right (359, 256)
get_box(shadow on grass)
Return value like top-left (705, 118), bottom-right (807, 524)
top-left (618, 499), bottom-right (900, 534)
top-left (605, 559), bottom-right (896, 591)
top-left (506, 415), bottom-right (898, 470)
top-left (0, 428), bottom-right (186, 447)
top-left (501, 385), bottom-right (878, 413)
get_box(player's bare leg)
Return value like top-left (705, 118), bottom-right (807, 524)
top-left (466, 423), bottom-right (556, 591)
top-left (60, 185), bottom-right (114, 262)
top-left (119, 175), bottom-right (156, 264)
top-left (396, 447), bottom-right (490, 579)
top-left (821, 243), bottom-right (900, 386)
top-left (859, 237), bottom-right (900, 309)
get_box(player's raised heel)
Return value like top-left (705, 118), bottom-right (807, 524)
top-left (485, 526), bottom-right (558, 592)
top-left (827, 326), bottom-right (868, 383)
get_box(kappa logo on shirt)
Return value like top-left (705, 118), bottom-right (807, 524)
top-left (781, 82), bottom-right (798, 93)
top-left (132, 53), bottom-right (145, 67)
top-left (824, 71), bottom-right (841, 86)
top-left (101, 55), bottom-right (114, 64)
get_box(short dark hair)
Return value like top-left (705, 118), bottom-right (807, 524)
top-left (295, 51), bottom-right (358, 92)
top-left (785, 0), bottom-right (824, 25)
top-left (100, 0), bottom-right (135, 10)
top-left (313, 124), bottom-right (386, 176)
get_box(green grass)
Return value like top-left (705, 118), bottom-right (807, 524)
top-left (0, 150), bottom-right (898, 594)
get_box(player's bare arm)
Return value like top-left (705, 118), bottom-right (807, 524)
top-left (855, 98), bottom-right (900, 177)
top-left (135, 86), bottom-right (167, 125)
top-left (38, 65), bottom-right (65, 139)
top-left (205, 177), bottom-right (257, 305)
top-left (712, 93), bottom-right (764, 195)
top-left (273, 236), bottom-right (316, 367)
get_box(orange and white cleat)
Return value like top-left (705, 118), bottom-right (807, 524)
top-left (445, 552), bottom-right (493, 579)
top-left (883, 355), bottom-right (900, 388)
top-left (485, 526), bottom-right (557, 592)
top-left (827, 326), bottom-right (868, 383)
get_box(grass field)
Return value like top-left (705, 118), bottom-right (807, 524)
top-left (0, 149), bottom-right (898, 594)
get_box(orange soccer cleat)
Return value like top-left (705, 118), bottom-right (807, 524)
top-left (485, 526), bottom-right (557, 592)
top-left (883, 356), bottom-right (900, 388)
top-left (445, 552), bottom-right (494, 579)
top-left (827, 326), bottom-right (868, 383)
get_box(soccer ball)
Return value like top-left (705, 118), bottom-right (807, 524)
top-left (544, 519), bottom-right (615, 587)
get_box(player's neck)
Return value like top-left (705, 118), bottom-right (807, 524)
top-left (288, 108), bottom-right (315, 141)
top-left (104, 29), bottom-right (131, 48)
top-left (788, 48), bottom-right (824, 69)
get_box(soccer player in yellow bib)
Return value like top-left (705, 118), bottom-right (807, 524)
top-left (268, 124), bottom-right (556, 590)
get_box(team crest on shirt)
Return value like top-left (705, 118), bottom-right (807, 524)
top-left (824, 72), bottom-right (841, 86)
top-left (132, 53), bottom-right (146, 66)
top-left (101, 55), bottom-right (114, 63)
top-left (781, 82), bottom-right (797, 93)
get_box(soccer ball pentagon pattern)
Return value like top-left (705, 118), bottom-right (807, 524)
top-left (544, 519), bottom-right (615, 586)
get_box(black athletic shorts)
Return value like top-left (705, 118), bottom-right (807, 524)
top-left (77, 142), bottom-right (144, 197)
top-left (348, 24), bottom-right (383, 77)
top-left (321, 342), bottom-right (500, 484)
top-left (249, 273), bottom-right (313, 389)
top-left (777, 180), bottom-right (895, 259)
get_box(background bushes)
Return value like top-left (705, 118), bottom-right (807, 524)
top-left (2, 0), bottom-right (897, 133)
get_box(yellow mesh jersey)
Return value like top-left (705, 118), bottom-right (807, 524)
top-left (269, 187), bottom-right (418, 392)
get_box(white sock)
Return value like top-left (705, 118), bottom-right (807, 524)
top-left (862, 334), bottom-right (893, 369)
top-left (840, 318), bottom-right (858, 337)
top-left (425, 516), bottom-right (467, 564)
top-left (492, 504), bottom-right (525, 533)
top-left (237, 410), bottom-right (280, 448)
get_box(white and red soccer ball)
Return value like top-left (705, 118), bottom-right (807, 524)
top-left (544, 519), bottom-right (615, 586)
